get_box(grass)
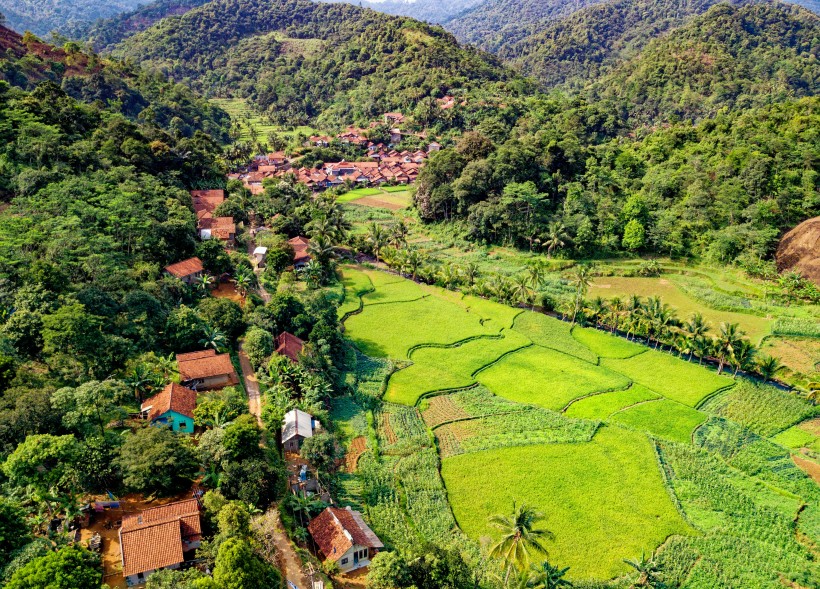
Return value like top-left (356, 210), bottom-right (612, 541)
top-left (211, 97), bottom-right (318, 141)
top-left (344, 297), bottom-right (493, 359)
top-left (462, 295), bottom-right (522, 331)
top-left (610, 399), bottom-right (708, 444)
top-left (382, 184), bottom-right (410, 193)
top-left (385, 330), bottom-right (531, 405)
top-left (337, 187), bottom-right (384, 202)
top-left (572, 326), bottom-right (646, 358)
top-left (587, 276), bottom-right (773, 342)
top-left (361, 279), bottom-right (425, 305)
top-left (511, 312), bottom-right (598, 363)
top-left (602, 350), bottom-right (733, 407)
top-left (564, 384), bottom-right (660, 420)
top-left (700, 380), bottom-right (818, 437)
top-left (476, 346), bottom-right (631, 411)
top-left (442, 427), bottom-right (695, 580)
top-left (771, 425), bottom-right (820, 453)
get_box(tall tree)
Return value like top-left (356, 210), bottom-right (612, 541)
top-left (488, 503), bottom-right (554, 584)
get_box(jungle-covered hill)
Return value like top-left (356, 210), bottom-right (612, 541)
top-left (0, 0), bottom-right (143, 37)
top-left (110, 0), bottom-right (530, 127)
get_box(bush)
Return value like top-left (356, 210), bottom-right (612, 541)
top-left (243, 327), bottom-right (275, 368)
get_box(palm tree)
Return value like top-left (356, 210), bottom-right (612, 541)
top-left (715, 322), bottom-right (744, 375)
top-left (125, 364), bottom-right (153, 403)
top-left (757, 354), bottom-right (783, 383)
top-left (607, 296), bottom-right (624, 332)
top-left (730, 339), bottom-right (755, 378)
top-left (403, 249), bottom-right (423, 281)
top-left (308, 234), bottom-right (338, 269)
top-left (488, 503), bottom-right (554, 584)
top-left (391, 220), bottom-right (409, 248)
top-left (199, 325), bottom-right (227, 351)
top-left (624, 295), bottom-right (643, 340)
top-left (461, 262), bottom-right (480, 286)
top-left (511, 274), bottom-right (533, 308)
top-left (588, 296), bottom-right (608, 328)
top-left (623, 551), bottom-right (663, 588)
top-left (367, 223), bottom-right (387, 263)
top-left (232, 270), bottom-right (254, 298)
top-left (544, 222), bottom-right (568, 258)
top-left (692, 335), bottom-right (712, 366)
top-left (528, 561), bottom-right (571, 589)
top-left (526, 259), bottom-right (548, 292)
top-left (682, 313), bottom-right (710, 362)
top-left (570, 265), bottom-right (592, 326)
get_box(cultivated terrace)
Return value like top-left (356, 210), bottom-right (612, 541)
top-left (0, 1), bottom-right (819, 589)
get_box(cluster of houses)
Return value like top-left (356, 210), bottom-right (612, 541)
top-left (230, 112), bottom-right (442, 193)
top-left (190, 189), bottom-right (236, 246)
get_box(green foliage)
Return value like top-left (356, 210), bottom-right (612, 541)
top-left (212, 538), bottom-right (282, 589)
top-left (243, 327), bottom-right (275, 369)
top-left (564, 385), bottom-right (660, 421)
top-left (610, 399), bottom-right (707, 444)
top-left (198, 297), bottom-right (246, 340)
top-left (0, 498), bottom-right (30, 568)
top-left (4, 546), bottom-right (101, 589)
top-left (116, 425), bottom-right (198, 495)
top-left (700, 380), bottom-right (819, 437)
top-left (2, 434), bottom-right (78, 493)
top-left (511, 312), bottom-right (598, 363)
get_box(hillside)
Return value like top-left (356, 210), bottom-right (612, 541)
top-left (113, 0), bottom-right (525, 127)
top-left (590, 2), bottom-right (820, 124)
top-left (0, 25), bottom-right (229, 141)
top-left (81, 0), bottom-right (211, 52)
top-left (444, 0), bottom-right (603, 52)
top-left (0, 0), bottom-right (143, 37)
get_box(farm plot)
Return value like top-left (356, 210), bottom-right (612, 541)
top-left (462, 295), bottom-right (522, 330)
top-left (610, 399), bottom-right (708, 444)
top-left (512, 312), bottom-right (598, 363)
top-left (421, 395), bottom-right (470, 429)
top-left (344, 296), bottom-right (493, 358)
top-left (386, 330), bottom-right (531, 405)
top-left (339, 267), bottom-right (374, 317)
top-left (361, 277), bottom-right (425, 305)
top-left (602, 350), bottom-right (733, 407)
top-left (564, 384), bottom-right (660, 420)
top-left (435, 409), bottom-right (597, 457)
top-left (422, 387), bottom-right (538, 429)
top-left (442, 427), bottom-right (694, 580)
top-left (476, 346), bottom-right (631, 410)
top-left (572, 326), bottom-right (646, 359)
top-left (700, 380), bottom-right (818, 437)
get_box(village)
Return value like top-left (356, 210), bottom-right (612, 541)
top-left (63, 110), bottom-right (429, 588)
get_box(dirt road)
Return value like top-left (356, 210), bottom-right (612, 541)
top-left (238, 343), bottom-right (262, 425)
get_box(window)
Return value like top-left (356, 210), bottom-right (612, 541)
top-left (340, 558), bottom-right (348, 565)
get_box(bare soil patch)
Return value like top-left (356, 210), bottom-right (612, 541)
top-left (353, 195), bottom-right (407, 210)
top-left (345, 436), bottom-right (367, 472)
top-left (793, 453), bottom-right (820, 485)
top-left (776, 216), bottom-right (820, 285)
top-left (421, 395), bottom-right (469, 429)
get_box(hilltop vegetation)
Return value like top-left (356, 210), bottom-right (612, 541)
top-left (0, 0), bottom-right (143, 37)
top-left (113, 0), bottom-right (523, 127)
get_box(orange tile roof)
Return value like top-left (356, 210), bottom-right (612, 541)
top-left (141, 383), bottom-right (198, 422)
top-left (177, 350), bottom-right (237, 381)
top-left (276, 332), bottom-right (304, 363)
top-left (164, 257), bottom-right (203, 278)
top-left (288, 236), bottom-right (311, 265)
top-left (308, 507), bottom-right (383, 563)
top-left (120, 499), bottom-right (202, 577)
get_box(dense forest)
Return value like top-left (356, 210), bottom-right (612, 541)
top-left (0, 0), bottom-right (144, 37)
top-left (112, 0), bottom-right (527, 127)
top-left (445, 0), bottom-right (603, 52)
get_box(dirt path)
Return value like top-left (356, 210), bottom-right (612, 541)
top-left (247, 236), bottom-right (272, 303)
top-left (271, 511), bottom-right (311, 589)
top-left (238, 343), bottom-right (262, 425)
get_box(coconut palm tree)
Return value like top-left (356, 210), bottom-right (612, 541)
top-left (390, 220), bottom-right (409, 248)
top-left (511, 274), bottom-right (533, 308)
top-left (367, 223), bottom-right (388, 263)
top-left (570, 265), bottom-right (592, 326)
top-left (199, 325), bottom-right (227, 352)
top-left (623, 551), bottom-right (663, 588)
top-left (682, 313), bottom-right (710, 362)
top-left (730, 339), bottom-right (756, 378)
top-left (624, 295), bottom-right (643, 340)
top-left (757, 354), bottom-right (784, 383)
top-left (588, 296), bottom-right (608, 328)
top-left (692, 335), bottom-right (712, 366)
top-left (526, 259), bottom-right (548, 292)
top-left (124, 364), bottom-right (153, 403)
top-left (403, 249), bottom-right (423, 281)
top-left (544, 222), bottom-right (568, 258)
top-left (528, 561), bottom-right (572, 589)
top-left (461, 262), bottom-right (480, 286)
top-left (488, 503), bottom-right (554, 585)
top-left (715, 322), bottom-right (744, 375)
top-left (607, 296), bottom-right (624, 332)
top-left (232, 270), bottom-right (254, 298)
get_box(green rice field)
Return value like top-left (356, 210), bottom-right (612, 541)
top-left (338, 265), bottom-right (820, 584)
top-left (442, 427), bottom-right (696, 580)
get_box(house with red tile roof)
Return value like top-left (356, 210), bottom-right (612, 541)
top-left (119, 499), bottom-right (202, 586)
top-left (140, 383), bottom-right (198, 434)
top-left (164, 257), bottom-right (204, 285)
top-left (308, 507), bottom-right (384, 573)
top-left (288, 236), bottom-right (311, 267)
top-left (176, 350), bottom-right (239, 390)
top-left (198, 216), bottom-right (236, 244)
top-left (275, 332), bottom-right (304, 363)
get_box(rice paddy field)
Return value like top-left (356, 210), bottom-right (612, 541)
top-left (336, 264), bottom-right (820, 584)
top-left (211, 97), bottom-right (318, 142)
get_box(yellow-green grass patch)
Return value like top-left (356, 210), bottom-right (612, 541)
top-left (602, 351), bottom-right (733, 407)
top-left (362, 278), bottom-right (425, 305)
top-left (610, 399), bottom-right (708, 444)
top-left (588, 276), bottom-right (772, 342)
top-left (512, 312), bottom-right (598, 363)
top-left (772, 424), bottom-right (820, 453)
top-left (338, 267), bottom-right (374, 317)
top-left (382, 184), bottom-right (410, 193)
top-left (572, 326), bottom-right (646, 359)
top-left (463, 295), bottom-right (522, 330)
top-left (337, 187), bottom-right (384, 202)
top-left (385, 330), bottom-right (532, 405)
top-left (344, 297), bottom-right (493, 359)
top-left (564, 384), bottom-right (660, 420)
top-left (442, 427), bottom-right (694, 580)
top-left (476, 346), bottom-right (631, 411)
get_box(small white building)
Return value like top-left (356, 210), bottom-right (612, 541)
top-left (308, 507), bottom-right (384, 573)
top-left (252, 246), bottom-right (268, 266)
top-left (282, 408), bottom-right (320, 452)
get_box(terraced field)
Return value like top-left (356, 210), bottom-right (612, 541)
top-left (338, 265), bottom-right (820, 582)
